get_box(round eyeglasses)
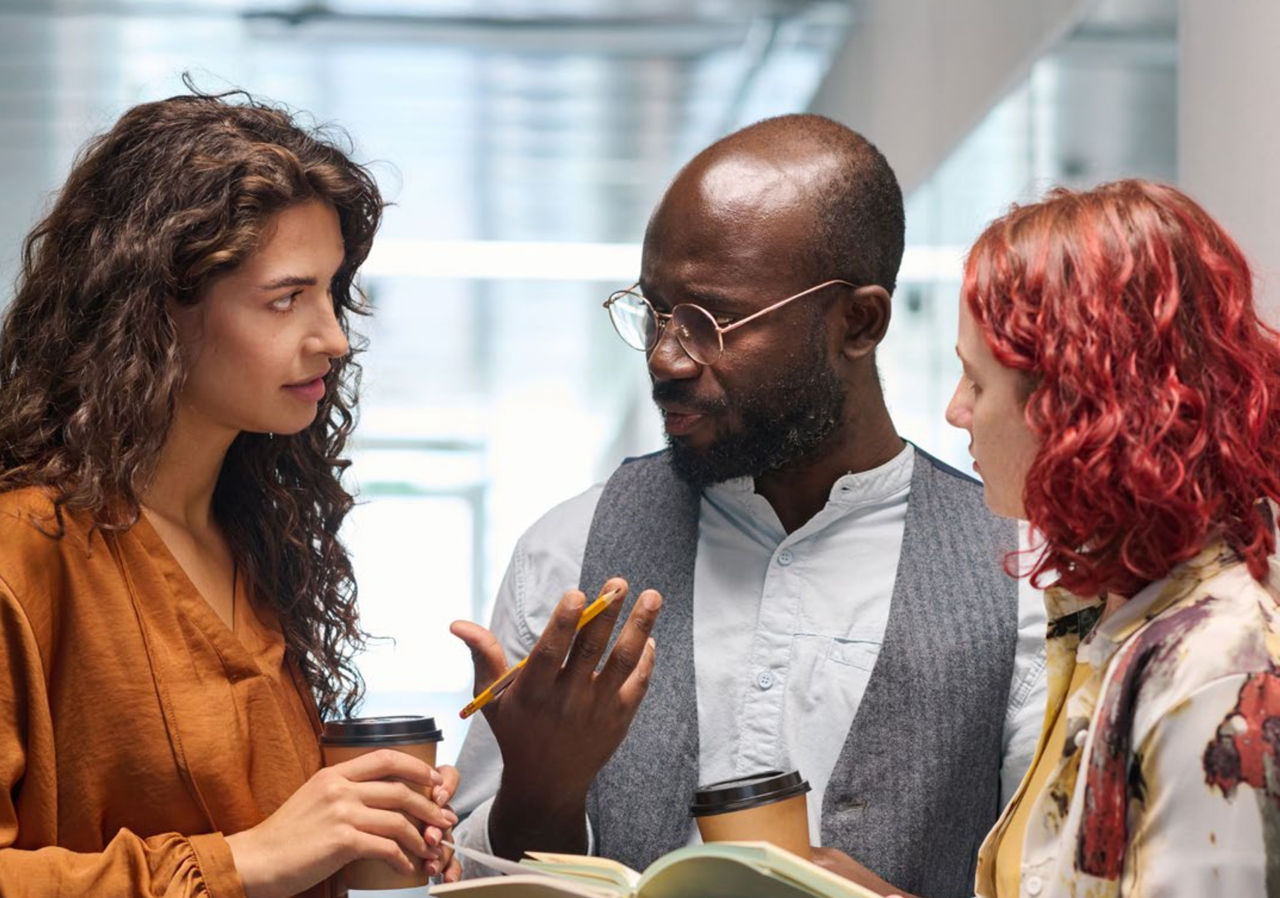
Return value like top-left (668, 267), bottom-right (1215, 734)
top-left (602, 279), bottom-right (854, 365)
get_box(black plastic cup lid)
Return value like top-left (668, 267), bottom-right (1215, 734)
top-left (321, 715), bottom-right (443, 745)
top-left (690, 769), bottom-right (811, 817)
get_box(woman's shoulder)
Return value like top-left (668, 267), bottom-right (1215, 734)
top-left (0, 484), bottom-right (57, 514)
top-left (1111, 559), bottom-right (1280, 737)
top-left (0, 485), bottom-right (96, 543)
top-left (0, 487), bottom-right (100, 603)
top-left (1157, 558), bottom-right (1278, 658)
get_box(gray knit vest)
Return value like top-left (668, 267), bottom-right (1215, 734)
top-left (579, 447), bottom-right (1018, 898)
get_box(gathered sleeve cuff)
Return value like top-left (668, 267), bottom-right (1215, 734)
top-left (185, 832), bottom-right (248, 898)
top-left (0, 830), bottom-right (248, 898)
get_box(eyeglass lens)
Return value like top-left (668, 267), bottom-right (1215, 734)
top-left (608, 292), bottom-right (657, 352)
top-left (669, 306), bottom-right (721, 364)
top-left (608, 291), bottom-right (723, 364)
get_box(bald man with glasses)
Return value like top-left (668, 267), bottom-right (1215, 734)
top-left (451, 114), bottom-right (1046, 898)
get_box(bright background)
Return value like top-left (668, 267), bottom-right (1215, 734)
top-left (0, 0), bottom-right (1185, 761)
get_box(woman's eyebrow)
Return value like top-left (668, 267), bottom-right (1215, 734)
top-left (259, 274), bottom-right (317, 291)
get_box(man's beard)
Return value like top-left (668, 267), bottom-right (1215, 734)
top-left (656, 347), bottom-right (847, 489)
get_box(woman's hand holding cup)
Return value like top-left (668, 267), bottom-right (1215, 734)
top-left (226, 748), bottom-right (458, 898)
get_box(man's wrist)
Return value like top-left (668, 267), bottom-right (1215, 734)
top-left (489, 779), bottom-right (590, 860)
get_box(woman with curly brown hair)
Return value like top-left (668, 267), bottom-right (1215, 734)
top-left (0, 90), bottom-right (458, 897)
top-left (947, 180), bottom-right (1280, 898)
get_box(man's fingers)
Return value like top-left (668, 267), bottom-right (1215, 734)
top-left (561, 577), bottom-right (629, 677)
top-left (616, 636), bottom-right (657, 707)
top-left (449, 620), bottom-right (509, 694)
top-left (517, 589), bottom-right (587, 690)
top-left (596, 589), bottom-right (661, 693)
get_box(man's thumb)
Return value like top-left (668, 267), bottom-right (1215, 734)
top-left (449, 620), bottom-right (509, 692)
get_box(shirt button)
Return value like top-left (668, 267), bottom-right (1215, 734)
top-left (777, 550), bottom-right (794, 566)
top-left (1025, 874), bottom-right (1043, 896)
top-left (756, 670), bottom-right (774, 689)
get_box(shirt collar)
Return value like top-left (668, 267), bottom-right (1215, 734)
top-left (827, 443), bottom-right (915, 506)
top-left (1090, 538), bottom-right (1239, 646)
top-left (706, 443), bottom-right (914, 511)
top-left (1045, 536), bottom-right (1242, 656)
top-left (1044, 586), bottom-right (1104, 636)
top-left (701, 444), bottom-right (914, 543)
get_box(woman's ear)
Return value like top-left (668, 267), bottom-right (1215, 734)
top-left (839, 285), bottom-right (892, 360)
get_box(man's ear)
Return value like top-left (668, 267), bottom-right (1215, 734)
top-left (839, 285), bottom-right (892, 360)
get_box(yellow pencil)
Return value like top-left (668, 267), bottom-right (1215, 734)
top-left (459, 584), bottom-right (624, 719)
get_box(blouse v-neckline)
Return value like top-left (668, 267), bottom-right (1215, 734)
top-left (124, 512), bottom-right (323, 736)
top-left (128, 511), bottom-right (264, 673)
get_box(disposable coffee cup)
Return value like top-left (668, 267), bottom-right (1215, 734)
top-left (690, 770), bottom-right (812, 859)
top-left (321, 715), bottom-right (444, 890)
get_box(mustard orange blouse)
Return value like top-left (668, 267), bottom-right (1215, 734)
top-left (0, 487), bottom-right (333, 897)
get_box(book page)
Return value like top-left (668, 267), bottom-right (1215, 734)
top-left (446, 840), bottom-right (542, 878)
top-left (636, 842), bottom-right (880, 898)
top-left (522, 852), bottom-right (644, 891)
top-left (431, 873), bottom-right (621, 898)
top-left (639, 856), bottom-right (834, 898)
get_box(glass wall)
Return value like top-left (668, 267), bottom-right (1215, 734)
top-left (881, 0), bottom-right (1175, 477)
top-left (0, 0), bottom-right (855, 758)
top-left (0, 0), bottom-right (1176, 759)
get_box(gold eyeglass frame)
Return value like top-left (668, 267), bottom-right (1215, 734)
top-left (603, 278), bottom-right (855, 365)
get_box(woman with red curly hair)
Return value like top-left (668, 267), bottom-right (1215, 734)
top-left (948, 179), bottom-right (1280, 898)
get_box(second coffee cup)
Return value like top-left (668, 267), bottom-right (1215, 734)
top-left (320, 715), bottom-right (444, 890)
top-left (690, 769), bottom-right (812, 860)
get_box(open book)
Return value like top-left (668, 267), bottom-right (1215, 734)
top-left (431, 841), bottom-right (881, 898)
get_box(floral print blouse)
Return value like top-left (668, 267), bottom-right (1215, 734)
top-left (975, 532), bottom-right (1280, 898)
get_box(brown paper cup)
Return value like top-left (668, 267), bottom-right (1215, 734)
top-left (321, 715), bottom-right (444, 890)
top-left (690, 770), bottom-right (812, 860)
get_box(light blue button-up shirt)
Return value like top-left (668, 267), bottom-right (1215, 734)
top-left (453, 445), bottom-right (1047, 858)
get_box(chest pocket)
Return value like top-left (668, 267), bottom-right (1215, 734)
top-left (825, 630), bottom-right (884, 672)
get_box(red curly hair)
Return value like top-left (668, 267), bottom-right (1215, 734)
top-left (964, 179), bottom-right (1280, 597)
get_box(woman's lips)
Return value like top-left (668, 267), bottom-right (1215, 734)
top-left (283, 377), bottom-right (326, 402)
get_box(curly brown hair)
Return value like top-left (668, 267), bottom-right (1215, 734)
top-left (0, 85), bottom-right (382, 719)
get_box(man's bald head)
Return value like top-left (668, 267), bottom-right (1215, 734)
top-left (649, 114), bottom-right (905, 294)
